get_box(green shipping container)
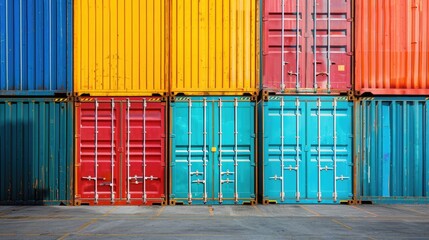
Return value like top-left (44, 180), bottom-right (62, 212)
top-left (0, 98), bottom-right (73, 205)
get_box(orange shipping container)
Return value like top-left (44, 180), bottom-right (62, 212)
top-left (355, 0), bottom-right (429, 95)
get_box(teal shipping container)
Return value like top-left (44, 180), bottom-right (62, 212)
top-left (259, 96), bottom-right (353, 204)
top-left (0, 98), bottom-right (73, 205)
top-left (355, 97), bottom-right (429, 204)
top-left (169, 96), bottom-right (256, 205)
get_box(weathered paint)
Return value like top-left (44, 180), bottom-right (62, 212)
top-left (170, 0), bottom-right (259, 96)
top-left (355, 0), bottom-right (429, 95)
top-left (74, 0), bottom-right (167, 96)
top-left (262, 0), bottom-right (352, 93)
top-left (259, 96), bottom-right (353, 204)
top-left (0, 98), bottom-right (73, 205)
top-left (75, 97), bottom-right (166, 205)
top-left (355, 97), bottom-right (429, 203)
top-left (170, 96), bottom-right (256, 204)
top-left (0, 0), bottom-right (73, 96)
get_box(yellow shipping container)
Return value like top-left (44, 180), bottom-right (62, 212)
top-left (170, 0), bottom-right (259, 96)
top-left (74, 0), bottom-right (167, 96)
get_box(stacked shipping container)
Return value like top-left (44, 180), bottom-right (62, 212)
top-left (0, 1), bottom-right (74, 205)
top-left (259, 0), bottom-right (354, 204)
top-left (168, 0), bottom-right (259, 205)
top-left (2, 0), bottom-right (429, 206)
top-left (73, 0), bottom-right (168, 205)
top-left (352, 0), bottom-right (429, 203)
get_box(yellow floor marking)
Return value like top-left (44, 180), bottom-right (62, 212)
top-left (252, 205), bottom-right (266, 216)
top-left (395, 206), bottom-right (425, 215)
top-left (208, 206), bottom-right (214, 216)
top-left (75, 233), bottom-right (230, 237)
top-left (351, 205), bottom-right (378, 217)
top-left (148, 206), bottom-right (166, 220)
top-left (332, 219), bottom-right (352, 230)
top-left (58, 206), bottom-right (118, 240)
top-left (299, 205), bottom-right (321, 216)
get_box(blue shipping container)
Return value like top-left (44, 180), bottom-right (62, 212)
top-left (259, 96), bottom-right (353, 204)
top-left (0, 98), bottom-right (73, 205)
top-left (0, 0), bottom-right (73, 96)
top-left (355, 97), bottom-right (429, 204)
top-left (170, 96), bottom-right (256, 205)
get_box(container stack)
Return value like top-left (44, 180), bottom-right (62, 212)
top-left (73, 0), bottom-right (168, 205)
top-left (258, 0), bottom-right (354, 204)
top-left (2, 0), bottom-right (428, 207)
top-left (353, 0), bottom-right (429, 204)
top-left (0, 1), bottom-right (74, 205)
top-left (168, 0), bottom-right (259, 205)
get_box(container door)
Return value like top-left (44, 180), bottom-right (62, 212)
top-left (171, 97), bottom-right (255, 204)
top-left (170, 98), bottom-right (213, 204)
top-left (263, 97), bottom-right (303, 203)
top-left (263, 0), bottom-right (306, 91)
top-left (263, 96), bottom-right (352, 203)
top-left (306, 98), bottom-right (352, 202)
top-left (76, 98), bottom-right (165, 205)
top-left (124, 99), bottom-right (166, 204)
top-left (214, 98), bottom-right (256, 204)
top-left (307, 0), bottom-right (352, 91)
top-left (77, 99), bottom-right (120, 204)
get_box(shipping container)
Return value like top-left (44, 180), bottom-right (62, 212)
top-left (259, 96), bottom-right (353, 204)
top-left (75, 97), bottom-right (167, 205)
top-left (170, 0), bottom-right (259, 96)
top-left (0, 98), bottom-right (73, 205)
top-left (262, 0), bottom-right (352, 94)
top-left (74, 1), bottom-right (167, 96)
top-left (355, 0), bottom-right (429, 96)
top-left (0, 0), bottom-right (73, 96)
top-left (354, 97), bottom-right (429, 203)
top-left (170, 96), bottom-right (256, 205)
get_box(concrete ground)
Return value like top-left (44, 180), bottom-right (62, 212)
top-left (0, 205), bottom-right (428, 239)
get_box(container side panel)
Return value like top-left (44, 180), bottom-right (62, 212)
top-left (0, 0), bottom-right (72, 95)
top-left (74, 0), bottom-right (166, 96)
top-left (170, 0), bottom-right (258, 95)
top-left (355, 0), bottom-right (429, 95)
top-left (0, 99), bottom-right (73, 205)
top-left (356, 98), bottom-right (429, 203)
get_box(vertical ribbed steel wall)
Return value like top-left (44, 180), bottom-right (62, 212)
top-left (0, 98), bottom-right (73, 205)
top-left (170, 0), bottom-right (259, 96)
top-left (74, 0), bottom-right (167, 96)
top-left (354, 97), bottom-right (429, 203)
top-left (0, 0), bottom-right (73, 96)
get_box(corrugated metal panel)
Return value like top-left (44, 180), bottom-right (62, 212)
top-left (170, 0), bottom-right (259, 96)
top-left (355, 97), bottom-right (429, 203)
top-left (75, 97), bottom-right (166, 205)
top-left (0, 98), bottom-right (73, 205)
top-left (259, 96), bottom-right (353, 204)
top-left (0, 0), bottom-right (73, 96)
top-left (170, 96), bottom-right (256, 205)
top-left (355, 0), bottom-right (429, 95)
top-left (74, 1), bottom-right (167, 96)
top-left (262, 0), bottom-right (352, 94)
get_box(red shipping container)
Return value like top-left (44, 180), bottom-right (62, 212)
top-left (75, 97), bottom-right (166, 205)
top-left (355, 0), bottom-right (429, 95)
top-left (262, 0), bottom-right (352, 94)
